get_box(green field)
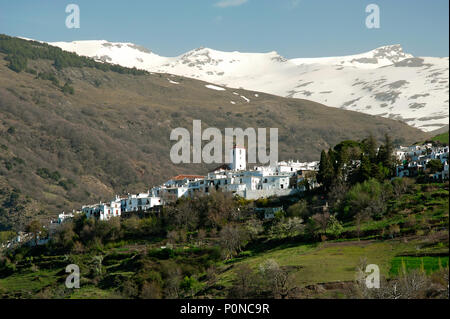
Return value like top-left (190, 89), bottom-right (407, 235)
top-left (389, 256), bottom-right (449, 276)
top-left (431, 131), bottom-right (449, 145)
top-left (217, 237), bottom-right (448, 288)
top-left (0, 269), bottom-right (61, 295)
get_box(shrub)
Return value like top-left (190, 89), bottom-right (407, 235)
top-left (388, 224), bottom-right (401, 238)
top-left (180, 276), bottom-right (202, 298)
top-left (140, 281), bottom-right (162, 299)
top-left (326, 215), bottom-right (344, 238)
top-left (342, 179), bottom-right (391, 220)
top-left (269, 217), bottom-right (304, 239)
top-left (6, 54), bottom-right (27, 72)
top-left (62, 82), bottom-right (75, 95)
top-left (286, 200), bottom-right (309, 218)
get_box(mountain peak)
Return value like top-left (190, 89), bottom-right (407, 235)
top-left (370, 44), bottom-right (413, 62)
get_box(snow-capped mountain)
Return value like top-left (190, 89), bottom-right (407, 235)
top-left (49, 40), bottom-right (449, 132)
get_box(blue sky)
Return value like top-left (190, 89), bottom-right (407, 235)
top-left (0, 0), bottom-right (448, 58)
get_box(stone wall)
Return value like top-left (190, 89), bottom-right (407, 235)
top-left (237, 188), bottom-right (301, 200)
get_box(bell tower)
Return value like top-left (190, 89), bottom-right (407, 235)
top-left (231, 145), bottom-right (246, 171)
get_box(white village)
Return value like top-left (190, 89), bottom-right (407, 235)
top-left (65, 143), bottom-right (448, 223)
top-left (3, 143), bottom-right (448, 250)
top-left (75, 145), bottom-right (320, 222)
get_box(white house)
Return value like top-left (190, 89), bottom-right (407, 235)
top-left (57, 212), bottom-right (74, 224)
top-left (121, 192), bottom-right (162, 213)
top-left (82, 197), bottom-right (121, 221)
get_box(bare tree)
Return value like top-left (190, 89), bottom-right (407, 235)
top-left (259, 259), bottom-right (294, 299)
top-left (219, 225), bottom-right (248, 260)
top-left (312, 212), bottom-right (330, 233)
top-left (206, 265), bottom-right (218, 286)
top-left (26, 220), bottom-right (43, 246)
top-left (164, 267), bottom-right (182, 299)
top-left (354, 263), bottom-right (433, 299)
top-left (229, 264), bottom-right (255, 298)
top-left (392, 178), bottom-right (414, 197)
top-left (167, 230), bottom-right (178, 245)
top-left (328, 181), bottom-right (349, 208)
top-left (245, 218), bottom-right (264, 240)
top-left (122, 279), bottom-right (139, 298)
top-left (167, 200), bottom-right (200, 231)
top-left (207, 189), bottom-right (238, 228)
top-left (140, 281), bottom-right (162, 299)
top-left (197, 228), bottom-right (207, 246)
top-left (354, 212), bottom-right (370, 239)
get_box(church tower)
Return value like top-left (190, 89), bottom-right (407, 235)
top-left (231, 145), bottom-right (246, 171)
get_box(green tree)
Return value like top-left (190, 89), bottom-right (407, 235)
top-left (180, 276), bottom-right (202, 298)
top-left (377, 134), bottom-right (395, 177)
top-left (363, 134), bottom-right (378, 163)
top-left (317, 150), bottom-right (335, 191)
top-left (426, 159), bottom-right (444, 174)
top-left (342, 178), bottom-right (390, 221)
top-left (26, 220), bottom-right (43, 246)
top-left (358, 154), bottom-right (372, 183)
top-left (286, 200), bottom-right (309, 218)
top-left (326, 215), bottom-right (344, 238)
top-left (6, 54), bottom-right (27, 72)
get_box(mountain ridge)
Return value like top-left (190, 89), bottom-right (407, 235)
top-left (47, 39), bottom-right (449, 132)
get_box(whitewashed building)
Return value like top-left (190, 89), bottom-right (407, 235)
top-left (121, 192), bottom-right (162, 213)
top-left (57, 212), bottom-right (74, 224)
top-left (151, 148), bottom-right (318, 200)
top-left (395, 145), bottom-right (449, 180)
top-left (82, 197), bottom-right (122, 221)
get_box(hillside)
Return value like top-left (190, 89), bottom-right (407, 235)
top-left (49, 40), bottom-right (449, 132)
top-left (0, 36), bottom-right (428, 230)
top-left (430, 125), bottom-right (449, 136)
top-left (0, 181), bottom-right (448, 299)
top-left (432, 131), bottom-right (449, 145)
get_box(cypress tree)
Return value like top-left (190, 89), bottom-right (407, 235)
top-left (318, 150), bottom-right (335, 191)
top-left (365, 134), bottom-right (378, 164)
top-left (358, 154), bottom-right (372, 183)
top-left (381, 134), bottom-right (395, 177)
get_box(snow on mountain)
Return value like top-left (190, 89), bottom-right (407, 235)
top-left (50, 40), bottom-right (171, 69)
top-left (48, 40), bottom-right (449, 132)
